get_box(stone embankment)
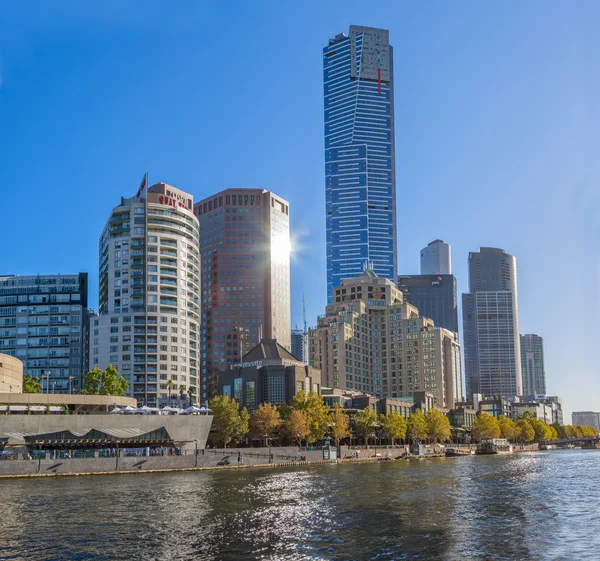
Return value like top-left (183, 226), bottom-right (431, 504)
top-left (0, 444), bottom-right (539, 479)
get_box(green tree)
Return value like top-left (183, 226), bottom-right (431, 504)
top-left (498, 415), bottom-right (517, 441)
top-left (22, 376), bottom-right (42, 394)
top-left (379, 412), bottom-right (407, 445)
top-left (472, 413), bottom-right (501, 441)
top-left (81, 367), bottom-right (103, 395)
top-left (426, 408), bottom-right (451, 443)
top-left (355, 407), bottom-right (378, 445)
top-left (407, 410), bottom-right (429, 442)
top-left (99, 365), bottom-right (128, 396)
top-left (81, 366), bottom-right (128, 396)
top-left (249, 403), bottom-right (281, 441)
top-left (331, 404), bottom-right (351, 446)
top-left (290, 391), bottom-right (331, 444)
top-left (281, 409), bottom-right (310, 447)
top-left (515, 418), bottom-right (535, 443)
top-left (208, 395), bottom-right (248, 448)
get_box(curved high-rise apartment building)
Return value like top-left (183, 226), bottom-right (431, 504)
top-left (92, 182), bottom-right (201, 405)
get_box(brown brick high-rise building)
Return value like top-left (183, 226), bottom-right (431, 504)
top-left (194, 189), bottom-right (291, 403)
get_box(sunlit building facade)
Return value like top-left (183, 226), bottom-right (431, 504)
top-left (462, 247), bottom-right (522, 399)
top-left (194, 189), bottom-right (291, 403)
top-left (309, 271), bottom-right (462, 409)
top-left (324, 25), bottom-right (397, 303)
top-left (92, 182), bottom-right (201, 405)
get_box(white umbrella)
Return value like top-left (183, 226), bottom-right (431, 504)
top-left (123, 405), bottom-right (138, 414)
top-left (109, 407), bottom-right (122, 414)
top-left (184, 405), bottom-right (203, 414)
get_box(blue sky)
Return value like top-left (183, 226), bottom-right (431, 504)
top-left (1, 1), bottom-right (599, 420)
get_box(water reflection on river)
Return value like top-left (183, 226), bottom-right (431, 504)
top-left (0, 450), bottom-right (599, 560)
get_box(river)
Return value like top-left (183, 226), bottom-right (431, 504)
top-left (0, 450), bottom-right (598, 560)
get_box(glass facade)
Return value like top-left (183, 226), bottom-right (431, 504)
top-left (0, 274), bottom-right (88, 393)
top-left (194, 189), bottom-right (291, 403)
top-left (324, 26), bottom-right (397, 303)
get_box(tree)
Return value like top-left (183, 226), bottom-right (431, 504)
top-left (426, 408), bottom-right (451, 443)
top-left (407, 410), bottom-right (429, 442)
top-left (208, 395), bottom-right (248, 448)
top-left (290, 391), bottom-right (331, 444)
top-left (529, 418), bottom-right (552, 442)
top-left (379, 412), bottom-right (407, 445)
top-left (331, 405), bottom-right (351, 446)
top-left (515, 418), bottom-right (535, 443)
top-left (281, 409), bottom-right (310, 447)
top-left (472, 413), bottom-right (500, 441)
top-left (22, 376), bottom-right (42, 394)
top-left (249, 403), bottom-right (281, 441)
top-left (167, 378), bottom-right (175, 406)
top-left (179, 384), bottom-right (187, 404)
top-left (80, 365), bottom-right (128, 396)
top-left (355, 407), bottom-right (378, 445)
top-left (498, 415), bottom-right (517, 441)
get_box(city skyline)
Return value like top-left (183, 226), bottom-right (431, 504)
top-left (1, 2), bottom-right (599, 419)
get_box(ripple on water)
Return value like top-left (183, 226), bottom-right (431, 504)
top-left (0, 452), bottom-right (600, 560)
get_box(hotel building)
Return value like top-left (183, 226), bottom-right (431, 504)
top-left (91, 182), bottom-right (201, 405)
top-left (309, 271), bottom-right (462, 409)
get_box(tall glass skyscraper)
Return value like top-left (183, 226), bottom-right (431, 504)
top-left (324, 25), bottom-right (397, 303)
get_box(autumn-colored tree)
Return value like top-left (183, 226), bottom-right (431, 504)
top-left (290, 391), bottom-right (331, 444)
top-left (281, 409), bottom-right (310, 447)
top-left (208, 396), bottom-right (248, 448)
top-left (379, 412), bottom-right (407, 445)
top-left (426, 408), bottom-right (451, 443)
top-left (472, 413), bottom-right (501, 441)
top-left (331, 405), bottom-right (351, 446)
top-left (355, 407), bottom-right (377, 445)
top-left (249, 403), bottom-right (281, 441)
top-left (497, 415), bottom-right (517, 441)
top-left (515, 418), bottom-right (535, 443)
top-left (407, 410), bottom-right (429, 442)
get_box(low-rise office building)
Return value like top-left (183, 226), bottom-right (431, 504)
top-left (218, 339), bottom-right (321, 410)
top-left (479, 397), bottom-right (512, 418)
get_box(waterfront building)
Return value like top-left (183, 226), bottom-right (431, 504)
top-left (91, 182), bottom-right (201, 405)
top-left (520, 334), bottom-right (546, 395)
top-left (324, 25), bottom-right (397, 303)
top-left (516, 394), bottom-right (563, 425)
top-left (309, 270), bottom-right (462, 409)
top-left (397, 274), bottom-right (458, 334)
top-left (291, 328), bottom-right (305, 362)
top-left (462, 247), bottom-right (523, 399)
top-left (448, 405), bottom-right (477, 428)
top-left (194, 189), bottom-right (291, 404)
top-left (218, 339), bottom-right (320, 411)
top-left (571, 411), bottom-right (600, 431)
top-left (479, 396), bottom-right (512, 418)
top-left (0, 273), bottom-right (89, 393)
top-left (320, 387), bottom-right (421, 419)
top-left (420, 240), bottom-right (451, 275)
